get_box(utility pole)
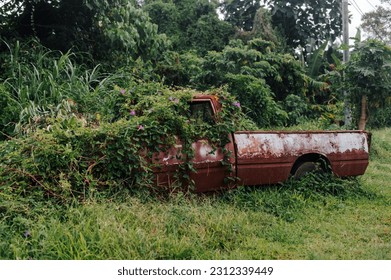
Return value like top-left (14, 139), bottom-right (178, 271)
top-left (342, 0), bottom-right (352, 127)
top-left (342, 0), bottom-right (350, 62)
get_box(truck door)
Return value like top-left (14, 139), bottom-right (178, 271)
top-left (154, 98), bottom-right (235, 192)
top-left (188, 99), bottom-right (235, 192)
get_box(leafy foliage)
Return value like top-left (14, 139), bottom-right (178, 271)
top-left (0, 85), bottom-right (18, 139)
top-left (158, 39), bottom-right (313, 127)
top-left (144, 0), bottom-right (234, 54)
top-left (219, 0), bottom-right (261, 31)
top-left (233, 7), bottom-right (284, 49)
top-left (0, 40), bottom-right (127, 136)
top-left (1, 0), bottom-right (389, 263)
top-left (0, 0), bottom-right (169, 68)
top-left (0, 1), bottom-right (344, 130)
top-left (91, 0), bottom-right (169, 64)
top-left (344, 39), bottom-right (391, 129)
top-left (267, 0), bottom-right (342, 50)
top-left (225, 73), bottom-right (287, 127)
top-left (0, 0), bottom-right (379, 211)
top-left (283, 94), bottom-right (309, 126)
top-left (361, 2), bottom-right (391, 45)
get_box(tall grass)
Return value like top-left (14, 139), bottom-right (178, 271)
top-left (0, 40), bottom-right (131, 136)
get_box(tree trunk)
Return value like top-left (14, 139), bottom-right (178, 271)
top-left (358, 95), bottom-right (368, 130)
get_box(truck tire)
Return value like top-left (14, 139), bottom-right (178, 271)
top-left (293, 161), bottom-right (322, 179)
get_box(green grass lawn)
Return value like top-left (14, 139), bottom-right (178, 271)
top-left (1, 129), bottom-right (390, 260)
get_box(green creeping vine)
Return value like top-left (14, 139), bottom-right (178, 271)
top-left (0, 85), bottom-right (254, 203)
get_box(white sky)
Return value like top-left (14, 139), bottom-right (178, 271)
top-left (349, 0), bottom-right (382, 37)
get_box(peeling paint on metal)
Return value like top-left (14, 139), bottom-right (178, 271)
top-left (234, 131), bottom-right (369, 159)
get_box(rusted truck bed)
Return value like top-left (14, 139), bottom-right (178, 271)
top-left (234, 130), bottom-right (370, 186)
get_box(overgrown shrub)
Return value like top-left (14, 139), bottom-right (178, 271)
top-left (0, 87), bottom-right (253, 204)
top-left (225, 74), bottom-right (287, 127)
top-left (282, 94), bottom-right (309, 126)
top-left (344, 39), bottom-right (391, 130)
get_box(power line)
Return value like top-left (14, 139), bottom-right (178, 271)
top-left (355, 0), bottom-right (383, 40)
top-left (349, 0), bottom-right (364, 16)
top-left (351, 0), bottom-right (364, 15)
top-left (365, 0), bottom-right (376, 9)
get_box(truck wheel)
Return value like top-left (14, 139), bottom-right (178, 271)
top-left (293, 161), bottom-right (322, 179)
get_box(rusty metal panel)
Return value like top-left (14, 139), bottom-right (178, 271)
top-left (234, 131), bottom-right (369, 159)
top-left (154, 136), bottom-right (235, 192)
top-left (190, 138), bottom-right (235, 192)
top-left (234, 131), bottom-right (370, 185)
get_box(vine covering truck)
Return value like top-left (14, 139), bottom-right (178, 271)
top-left (154, 95), bottom-right (371, 192)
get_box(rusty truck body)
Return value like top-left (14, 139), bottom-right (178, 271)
top-left (155, 95), bottom-right (371, 192)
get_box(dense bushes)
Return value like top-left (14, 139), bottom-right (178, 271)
top-left (0, 38), bottom-right (325, 137)
top-left (0, 84), bottom-right (254, 202)
top-left (0, 41), bottom-right (108, 137)
top-left (0, 118), bottom-right (160, 202)
top-left (156, 39), bottom-right (323, 127)
top-left (0, 84), bottom-right (18, 138)
top-left (2, 35), bottom-right (386, 208)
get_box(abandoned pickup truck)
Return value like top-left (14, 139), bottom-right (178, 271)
top-left (154, 95), bottom-right (371, 192)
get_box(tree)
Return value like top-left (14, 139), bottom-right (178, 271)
top-left (142, 1), bottom-right (181, 42)
top-left (187, 14), bottom-right (235, 54)
top-left (151, 37), bottom-right (314, 127)
top-left (0, 0), bottom-right (169, 67)
top-left (361, 2), bottom-right (391, 45)
top-left (219, 0), bottom-right (261, 31)
top-left (344, 39), bottom-right (391, 130)
top-left (266, 0), bottom-right (342, 51)
top-left (232, 7), bottom-right (284, 49)
top-left (143, 0), bottom-right (234, 54)
top-left (1, 0), bottom-right (97, 51)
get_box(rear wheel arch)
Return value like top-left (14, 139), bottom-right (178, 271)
top-left (291, 153), bottom-right (331, 179)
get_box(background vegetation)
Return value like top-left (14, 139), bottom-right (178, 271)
top-left (1, 0), bottom-right (391, 259)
